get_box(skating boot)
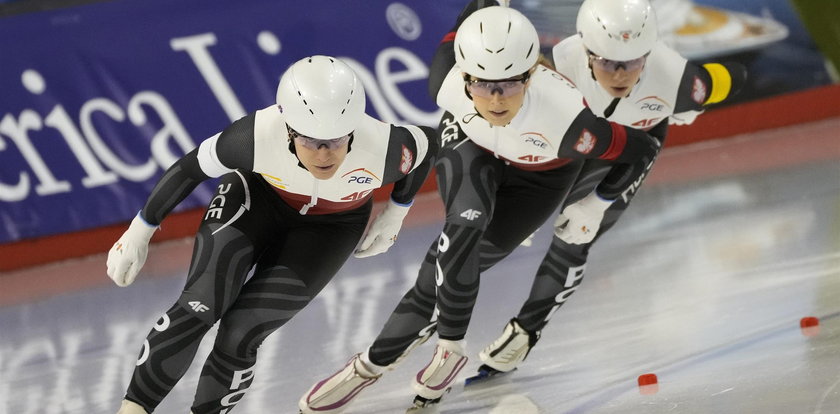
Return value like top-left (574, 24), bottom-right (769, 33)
top-left (299, 353), bottom-right (381, 413)
top-left (409, 339), bottom-right (467, 408)
top-left (466, 319), bottom-right (539, 385)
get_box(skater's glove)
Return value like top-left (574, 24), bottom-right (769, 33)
top-left (354, 199), bottom-right (411, 258)
top-left (555, 192), bottom-right (613, 245)
top-left (107, 212), bottom-right (158, 287)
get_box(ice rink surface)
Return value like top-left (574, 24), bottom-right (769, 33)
top-left (1, 117), bottom-right (839, 413)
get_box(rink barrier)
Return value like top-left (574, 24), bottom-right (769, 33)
top-left (1, 83), bottom-right (838, 272)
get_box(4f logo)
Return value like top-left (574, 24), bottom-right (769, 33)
top-left (631, 118), bottom-right (662, 128)
top-left (518, 154), bottom-right (547, 163)
top-left (460, 209), bottom-right (482, 221)
top-left (342, 189), bottom-right (373, 201)
top-left (188, 301), bottom-right (209, 312)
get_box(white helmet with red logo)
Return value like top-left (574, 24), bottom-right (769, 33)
top-left (454, 6), bottom-right (540, 80)
top-left (577, 0), bottom-right (658, 61)
top-left (276, 56), bottom-right (366, 139)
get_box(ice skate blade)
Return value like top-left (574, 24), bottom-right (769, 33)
top-left (464, 365), bottom-right (517, 386)
top-left (406, 389), bottom-right (449, 413)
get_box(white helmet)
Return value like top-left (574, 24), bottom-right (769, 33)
top-left (454, 6), bottom-right (540, 80)
top-left (577, 0), bottom-right (658, 61)
top-left (276, 56), bottom-right (365, 139)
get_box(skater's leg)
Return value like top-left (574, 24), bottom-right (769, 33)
top-left (367, 241), bottom-right (441, 367)
top-left (123, 216), bottom-right (256, 412)
top-left (192, 211), bottom-right (366, 414)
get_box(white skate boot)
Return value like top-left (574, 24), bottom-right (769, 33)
top-left (116, 400), bottom-right (148, 414)
top-left (466, 319), bottom-right (540, 385)
top-left (299, 353), bottom-right (381, 414)
top-left (410, 339), bottom-right (468, 408)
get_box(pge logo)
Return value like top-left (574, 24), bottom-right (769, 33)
top-left (522, 132), bottom-right (549, 149)
top-left (348, 176), bottom-right (373, 184)
top-left (639, 97), bottom-right (669, 112)
top-left (641, 103), bottom-right (664, 112)
top-left (342, 168), bottom-right (381, 185)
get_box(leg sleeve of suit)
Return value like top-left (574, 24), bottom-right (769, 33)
top-left (126, 172), bottom-right (265, 412)
top-left (515, 163), bottom-right (640, 333)
top-left (368, 241), bottom-right (441, 366)
top-left (190, 180), bottom-right (369, 413)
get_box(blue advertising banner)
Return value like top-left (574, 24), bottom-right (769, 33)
top-left (0, 1), bottom-right (457, 243)
top-left (0, 0), bottom-right (832, 245)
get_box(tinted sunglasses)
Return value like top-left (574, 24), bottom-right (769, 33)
top-left (287, 124), bottom-right (351, 150)
top-left (587, 50), bottom-right (648, 73)
top-left (464, 76), bottom-right (529, 98)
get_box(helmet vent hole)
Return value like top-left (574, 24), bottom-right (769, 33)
top-left (308, 109), bottom-right (314, 115)
top-left (479, 22), bottom-right (483, 33)
top-left (507, 21), bottom-right (512, 33)
top-left (525, 44), bottom-right (534, 59)
top-left (477, 63), bottom-right (485, 70)
top-left (505, 63), bottom-right (513, 70)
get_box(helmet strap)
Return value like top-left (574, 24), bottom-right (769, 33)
top-left (462, 73), bottom-right (474, 100)
top-left (288, 135), bottom-right (297, 155)
top-left (287, 137), bottom-right (308, 170)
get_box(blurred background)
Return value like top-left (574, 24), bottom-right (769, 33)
top-left (0, 0), bottom-right (836, 261)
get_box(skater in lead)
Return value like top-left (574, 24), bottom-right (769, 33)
top-left (472, 0), bottom-right (747, 383)
top-left (299, 1), bottom-right (665, 412)
top-left (106, 55), bottom-right (438, 414)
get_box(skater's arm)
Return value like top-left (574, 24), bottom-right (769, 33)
top-left (557, 109), bottom-right (661, 200)
top-left (140, 113), bottom-right (255, 225)
top-left (354, 125), bottom-right (438, 258)
top-left (107, 114), bottom-right (255, 287)
top-left (671, 61), bottom-right (748, 125)
top-left (383, 125), bottom-right (439, 205)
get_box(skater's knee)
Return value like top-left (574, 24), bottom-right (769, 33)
top-left (214, 320), bottom-right (271, 358)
